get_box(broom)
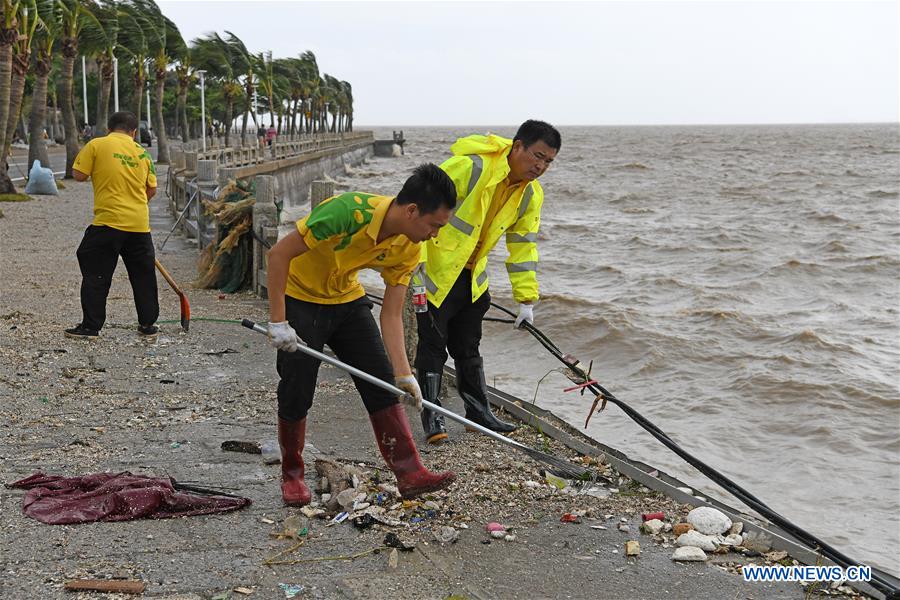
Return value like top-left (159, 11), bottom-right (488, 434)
top-left (241, 319), bottom-right (594, 480)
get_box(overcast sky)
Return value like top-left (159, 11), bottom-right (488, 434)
top-left (157, 0), bottom-right (899, 126)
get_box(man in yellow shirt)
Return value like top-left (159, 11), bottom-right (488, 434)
top-left (265, 164), bottom-right (457, 506)
top-left (415, 120), bottom-right (561, 444)
top-left (65, 111), bottom-right (159, 339)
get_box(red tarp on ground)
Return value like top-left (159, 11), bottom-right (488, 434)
top-left (7, 472), bottom-right (251, 525)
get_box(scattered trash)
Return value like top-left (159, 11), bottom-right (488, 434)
top-left (545, 472), bottom-right (569, 490)
top-left (256, 439), bottom-right (282, 464)
top-left (64, 579), bottom-right (145, 594)
top-left (234, 588), bottom-right (254, 596)
top-left (278, 583), bottom-right (304, 598)
top-left (490, 530), bottom-right (506, 539)
top-left (160, 379), bottom-right (176, 384)
top-left (221, 440), bottom-right (262, 454)
top-left (503, 534), bottom-right (517, 542)
top-left (384, 532), bottom-right (416, 550)
top-left (485, 522), bottom-right (506, 532)
top-left (590, 525), bottom-right (607, 530)
top-left (560, 513), bottom-right (581, 524)
top-left (433, 526), bottom-right (459, 544)
top-left (625, 540), bottom-right (641, 556)
top-left (170, 442), bottom-right (181, 449)
top-left (280, 515), bottom-right (305, 538)
top-left (641, 511), bottom-right (665, 521)
top-left (765, 550), bottom-right (789, 562)
top-left (686, 506), bottom-right (732, 535)
top-left (352, 514), bottom-right (375, 530)
top-left (672, 546), bottom-right (708, 562)
top-left (204, 348), bottom-right (239, 355)
top-left (300, 505), bottom-right (326, 519)
top-left (327, 511), bottom-right (349, 526)
top-left (640, 519), bottom-right (665, 535)
top-left (260, 518), bottom-right (275, 525)
top-left (617, 523), bottom-right (630, 532)
top-left (672, 522), bottom-right (693, 536)
top-left (388, 548), bottom-right (399, 569)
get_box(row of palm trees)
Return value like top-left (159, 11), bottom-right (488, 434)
top-left (0, 0), bottom-right (355, 194)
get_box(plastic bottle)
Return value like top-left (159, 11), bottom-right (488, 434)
top-left (412, 283), bottom-right (428, 314)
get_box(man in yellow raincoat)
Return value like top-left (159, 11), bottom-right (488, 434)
top-left (414, 120), bottom-right (561, 444)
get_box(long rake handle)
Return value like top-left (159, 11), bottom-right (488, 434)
top-left (241, 319), bottom-right (531, 451)
top-left (154, 259), bottom-right (184, 296)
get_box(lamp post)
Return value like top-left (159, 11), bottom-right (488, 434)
top-left (196, 70), bottom-right (207, 152)
top-left (113, 56), bottom-right (119, 112)
top-left (82, 55), bottom-right (89, 127)
top-left (146, 87), bottom-right (151, 132)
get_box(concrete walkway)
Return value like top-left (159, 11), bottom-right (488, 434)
top-left (0, 166), bottom-right (820, 599)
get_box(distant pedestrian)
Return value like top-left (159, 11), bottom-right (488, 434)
top-left (257, 122), bottom-right (267, 148)
top-left (266, 125), bottom-right (276, 147)
top-left (65, 111), bottom-right (160, 340)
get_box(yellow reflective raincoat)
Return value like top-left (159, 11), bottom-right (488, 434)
top-left (417, 134), bottom-right (543, 308)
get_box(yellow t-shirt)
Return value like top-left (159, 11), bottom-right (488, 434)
top-left (73, 132), bottom-right (158, 233)
top-left (286, 192), bottom-right (421, 304)
top-left (465, 177), bottom-right (523, 268)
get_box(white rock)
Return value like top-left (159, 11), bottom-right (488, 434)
top-left (729, 522), bottom-right (744, 536)
top-left (676, 486), bottom-right (693, 495)
top-left (504, 534), bottom-right (517, 542)
top-left (676, 530), bottom-right (718, 552)
top-left (672, 546), bottom-right (708, 562)
top-left (617, 523), bottom-right (630, 533)
top-left (686, 507), bottom-right (733, 535)
top-left (641, 519), bottom-right (665, 535)
top-left (722, 534), bottom-right (743, 546)
top-left (490, 530), bottom-right (505, 539)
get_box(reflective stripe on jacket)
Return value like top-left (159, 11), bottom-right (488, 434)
top-left (417, 134), bottom-right (542, 308)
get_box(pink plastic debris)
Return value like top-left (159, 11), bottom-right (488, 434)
top-left (485, 522), bottom-right (506, 532)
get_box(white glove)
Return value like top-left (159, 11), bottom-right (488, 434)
top-left (514, 303), bottom-right (534, 329)
top-left (268, 321), bottom-right (299, 352)
top-left (395, 374), bottom-right (423, 412)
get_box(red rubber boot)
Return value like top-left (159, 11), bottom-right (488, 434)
top-left (278, 417), bottom-right (311, 506)
top-left (369, 404), bottom-right (456, 498)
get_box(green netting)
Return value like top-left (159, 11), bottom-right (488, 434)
top-left (195, 178), bottom-right (256, 293)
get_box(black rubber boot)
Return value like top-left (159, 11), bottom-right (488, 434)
top-left (456, 357), bottom-right (517, 433)
top-left (418, 370), bottom-right (448, 444)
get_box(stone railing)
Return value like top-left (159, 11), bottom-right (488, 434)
top-left (166, 132), bottom-right (372, 253)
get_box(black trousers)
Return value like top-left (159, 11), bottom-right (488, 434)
top-left (414, 269), bottom-right (491, 373)
top-left (277, 295), bottom-right (398, 422)
top-left (76, 225), bottom-right (159, 331)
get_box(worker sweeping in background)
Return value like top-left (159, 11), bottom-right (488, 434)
top-left (265, 164), bottom-right (458, 505)
top-left (414, 120), bottom-right (562, 444)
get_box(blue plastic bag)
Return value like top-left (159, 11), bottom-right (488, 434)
top-left (24, 160), bottom-right (59, 196)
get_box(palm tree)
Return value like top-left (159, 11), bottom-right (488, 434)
top-left (342, 80), bottom-right (354, 132)
top-left (299, 51), bottom-right (318, 134)
top-left (135, 0), bottom-right (180, 164)
top-left (168, 24), bottom-right (190, 142)
top-left (222, 31), bottom-right (253, 145)
top-left (0, 0), bottom-right (20, 193)
top-left (191, 32), bottom-right (241, 146)
top-left (4, 1), bottom-right (37, 158)
top-left (117, 0), bottom-right (149, 124)
top-left (58, 0), bottom-right (99, 178)
top-left (80, 0), bottom-right (117, 136)
top-left (27, 0), bottom-right (60, 172)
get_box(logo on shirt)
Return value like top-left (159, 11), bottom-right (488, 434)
top-left (113, 152), bottom-right (139, 168)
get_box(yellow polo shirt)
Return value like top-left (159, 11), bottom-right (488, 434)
top-left (286, 192), bottom-right (421, 304)
top-left (73, 132), bottom-right (157, 233)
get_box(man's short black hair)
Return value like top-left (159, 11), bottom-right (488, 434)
top-left (514, 119), bottom-right (562, 151)
top-left (396, 163), bottom-right (457, 214)
top-left (108, 111), bottom-right (139, 133)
